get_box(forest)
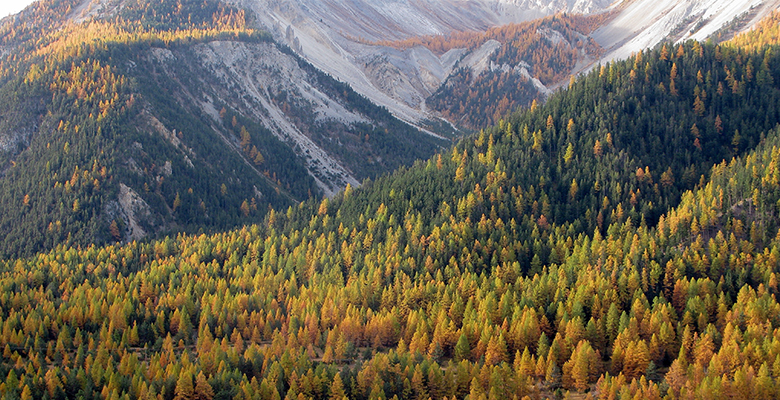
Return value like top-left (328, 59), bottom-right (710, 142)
top-left (1, 10), bottom-right (780, 399)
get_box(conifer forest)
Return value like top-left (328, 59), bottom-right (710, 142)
top-left (2, 1), bottom-right (780, 399)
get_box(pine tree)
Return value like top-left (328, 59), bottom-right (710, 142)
top-left (174, 370), bottom-right (194, 400)
top-left (485, 333), bottom-right (508, 365)
top-left (195, 372), bottom-right (215, 400)
top-left (20, 385), bottom-right (32, 400)
top-left (563, 143), bottom-right (575, 165)
top-left (454, 333), bottom-right (471, 361)
top-left (622, 340), bottom-right (650, 379)
top-left (330, 373), bottom-right (347, 400)
top-left (593, 140), bottom-right (602, 157)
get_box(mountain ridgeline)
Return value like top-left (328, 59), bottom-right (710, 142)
top-left (0, 0), bottom-right (443, 258)
top-left (3, 14), bottom-right (780, 399)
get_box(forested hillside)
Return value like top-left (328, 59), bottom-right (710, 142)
top-left (3, 20), bottom-right (780, 399)
top-left (0, 0), bottom-right (442, 258)
top-left (0, 0), bottom-right (273, 257)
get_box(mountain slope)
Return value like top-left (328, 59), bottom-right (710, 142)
top-left (730, 9), bottom-right (780, 51)
top-left (232, 0), bottom-right (780, 132)
top-left (0, 0), bottom-right (444, 257)
top-left (423, 13), bottom-right (604, 128)
top-left (591, 0), bottom-right (780, 64)
top-left (238, 0), bottom-right (614, 127)
top-left (244, 0), bottom-right (614, 43)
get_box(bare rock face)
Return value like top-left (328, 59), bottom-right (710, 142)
top-left (232, 0), bottom-right (614, 126)
top-left (113, 183), bottom-right (152, 242)
top-left (128, 37), bottom-right (440, 203)
top-left (245, 0), bottom-right (612, 42)
top-left (189, 41), bottom-right (362, 196)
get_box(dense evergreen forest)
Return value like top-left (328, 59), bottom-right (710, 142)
top-left (2, 11), bottom-right (780, 399)
top-left (0, 0), bottom-right (442, 259)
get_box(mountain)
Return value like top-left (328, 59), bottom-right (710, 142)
top-left (239, 0), bottom-right (780, 132)
top-left (0, 0), bottom-right (445, 257)
top-left (243, 0), bottom-right (613, 43)
top-left (3, 14), bottom-right (780, 398)
top-left (0, 0), bottom-right (775, 267)
top-left (239, 0), bottom-right (614, 126)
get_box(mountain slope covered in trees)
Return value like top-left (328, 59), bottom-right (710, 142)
top-left (3, 18), bottom-right (780, 399)
top-left (0, 0), bottom-right (443, 258)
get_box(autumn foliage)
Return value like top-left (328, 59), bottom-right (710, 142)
top-left (3, 6), bottom-right (780, 400)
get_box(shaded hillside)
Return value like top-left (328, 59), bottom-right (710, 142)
top-left (3, 30), bottom-right (780, 399)
top-left (0, 0), bottom-right (443, 258)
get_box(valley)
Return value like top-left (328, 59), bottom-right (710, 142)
top-left (0, 0), bottom-right (780, 399)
